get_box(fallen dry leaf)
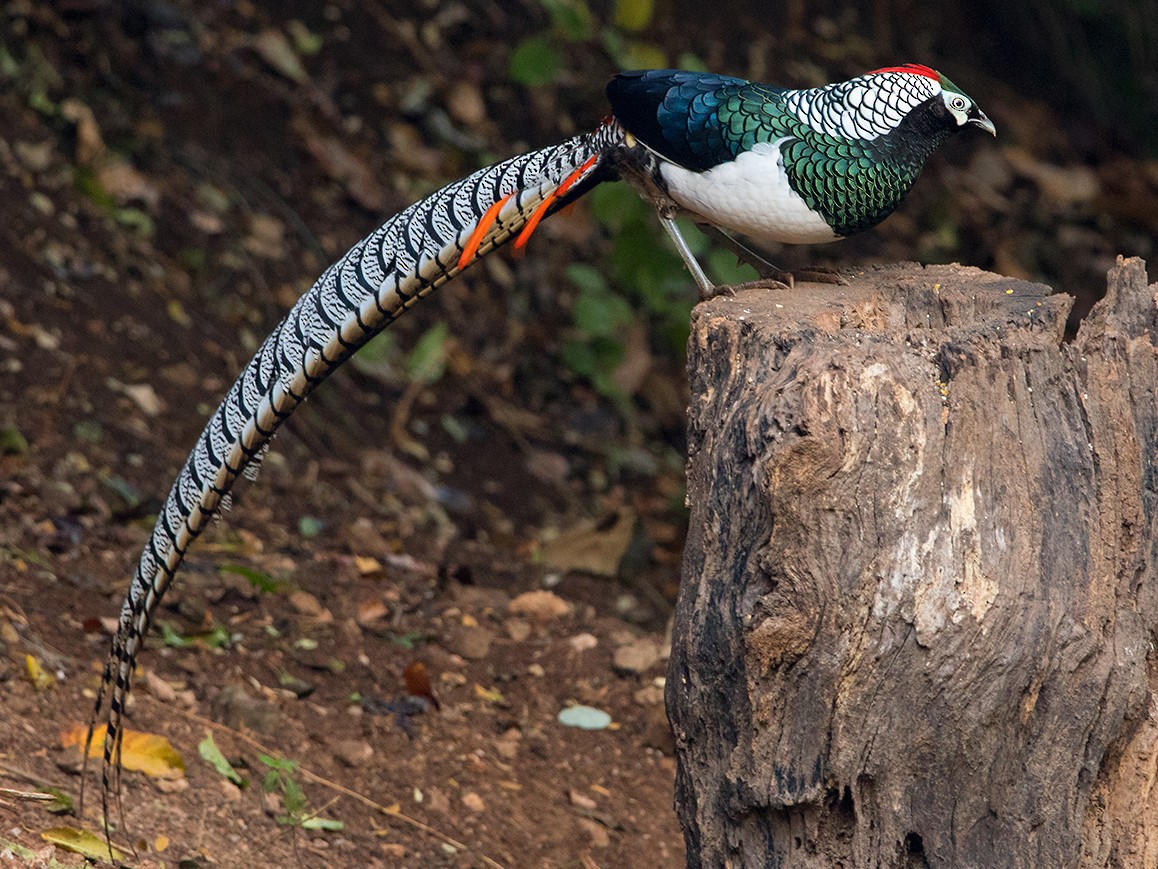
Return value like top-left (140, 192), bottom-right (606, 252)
top-left (356, 597), bottom-right (388, 626)
top-left (539, 510), bottom-right (636, 577)
top-left (243, 212), bottom-right (286, 259)
top-left (94, 158), bottom-right (161, 208)
top-left (508, 590), bottom-right (571, 622)
top-left (24, 655), bottom-right (54, 691)
top-left (61, 724), bottom-right (185, 779)
top-left (404, 661), bottom-right (438, 709)
top-left (253, 28), bottom-right (309, 84)
top-left (354, 555), bottom-right (383, 576)
top-left (118, 382), bottom-right (165, 416)
top-left (41, 826), bottom-right (126, 862)
top-left (59, 98), bottom-right (106, 165)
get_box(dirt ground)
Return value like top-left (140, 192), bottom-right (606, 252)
top-left (0, 3), bottom-right (688, 866)
top-left (1, 1), bottom-right (1155, 868)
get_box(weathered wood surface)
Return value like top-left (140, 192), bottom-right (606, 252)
top-left (669, 258), bottom-right (1158, 868)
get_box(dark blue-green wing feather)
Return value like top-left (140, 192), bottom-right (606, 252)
top-left (607, 69), bottom-right (786, 171)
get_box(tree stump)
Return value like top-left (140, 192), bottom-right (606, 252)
top-left (669, 258), bottom-right (1158, 868)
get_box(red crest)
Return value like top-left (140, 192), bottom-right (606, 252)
top-left (867, 64), bottom-right (939, 80)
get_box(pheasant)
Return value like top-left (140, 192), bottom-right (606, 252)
top-left (83, 64), bottom-right (994, 834)
top-left (607, 64), bottom-right (994, 292)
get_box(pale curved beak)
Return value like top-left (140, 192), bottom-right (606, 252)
top-left (968, 108), bottom-right (997, 136)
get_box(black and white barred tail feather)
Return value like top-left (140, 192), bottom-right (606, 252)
top-left (82, 123), bottom-right (621, 838)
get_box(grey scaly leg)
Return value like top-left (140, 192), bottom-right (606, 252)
top-left (659, 215), bottom-right (715, 299)
top-left (698, 224), bottom-right (785, 281)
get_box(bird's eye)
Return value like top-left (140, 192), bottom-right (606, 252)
top-left (949, 96), bottom-right (967, 111)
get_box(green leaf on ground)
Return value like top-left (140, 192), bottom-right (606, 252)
top-left (287, 20), bottom-right (323, 55)
top-left (40, 787), bottom-right (73, 814)
top-left (297, 515), bottom-right (324, 537)
top-left (389, 630), bottom-right (427, 649)
top-left (159, 621), bottom-right (231, 649)
top-left (199, 732), bottom-right (246, 787)
top-left (72, 420), bottom-right (102, 442)
top-left (99, 474), bottom-right (141, 507)
top-left (301, 815), bottom-right (345, 831)
top-left (219, 562), bottom-right (285, 593)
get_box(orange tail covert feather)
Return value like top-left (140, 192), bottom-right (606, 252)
top-left (514, 154), bottom-right (600, 252)
top-left (457, 192), bottom-right (514, 271)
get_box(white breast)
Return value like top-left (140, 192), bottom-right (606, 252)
top-left (659, 140), bottom-right (839, 245)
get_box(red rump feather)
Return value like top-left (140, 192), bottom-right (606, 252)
top-left (868, 63), bottom-right (939, 79)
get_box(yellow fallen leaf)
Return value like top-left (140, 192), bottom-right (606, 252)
top-left (167, 299), bottom-right (191, 327)
top-left (41, 826), bottom-right (126, 862)
top-left (25, 655), bottom-right (54, 690)
top-left (354, 555), bottom-right (382, 575)
top-left (382, 802), bottom-right (401, 815)
top-left (154, 833), bottom-right (169, 852)
top-left (474, 684), bottom-right (505, 705)
top-left (61, 725), bottom-right (185, 779)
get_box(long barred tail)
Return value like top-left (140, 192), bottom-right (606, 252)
top-left (82, 122), bottom-right (621, 836)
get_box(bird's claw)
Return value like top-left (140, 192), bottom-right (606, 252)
top-left (726, 278), bottom-right (792, 294)
top-left (790, 266), bottom-right (849, 286)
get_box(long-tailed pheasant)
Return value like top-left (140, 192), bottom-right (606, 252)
top-left (84, 63), bottom-right (994, 834)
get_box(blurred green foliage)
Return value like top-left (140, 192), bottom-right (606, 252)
top-left (613, 0), bottom-right (655, 33)
top-left (510, 0), bottom-right (755, 404)
top-left (509, 0), bottom-right (687, 87)
top-left (509, 35), bottom-right (562, 87)
top-left (566, 184), bottom-right (755, 405)
top-left (405, 321), bottom-right (450, 385)
top-left (509, 0), bottom-right (595, 85)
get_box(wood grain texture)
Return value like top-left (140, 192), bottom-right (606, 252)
top-left (670, 258), bottom-right (1158, 868)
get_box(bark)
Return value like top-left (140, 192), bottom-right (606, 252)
top-left (669, 258), bottom-right (1158, 868)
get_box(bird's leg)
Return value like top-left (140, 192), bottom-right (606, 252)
top-left (699, 224), bottom-right (849, 290)
top-left (698, 224), bottom-right (788, 284)
top-left (658, 215), bottom-right (715, 300)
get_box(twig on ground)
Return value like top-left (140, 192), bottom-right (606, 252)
top-left (0, 788), bottom-right (55, 802)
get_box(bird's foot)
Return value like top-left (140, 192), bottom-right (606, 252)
top-left (694, 225), bottom-right (849, 290)
top-left (788, 266), bottom-right (849, 286)
top-left (696, 278), bottom-right (786, 300)
top-left (732, 267), bottom-right (849, 291)
top-left (724, 278), bottom-right (792, 295)
top-left (707, 267), bottom-right (849, 299)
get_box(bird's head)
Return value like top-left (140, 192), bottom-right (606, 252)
top-left (935, 75), bottom-right (996, 136)
top-left (869, 64), bottom-right (996, 136)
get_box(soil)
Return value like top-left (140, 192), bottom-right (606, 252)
top-left (0, 2), bottom-right (1154, 868)
top-left (0, 3), bottom-right (685, 866)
